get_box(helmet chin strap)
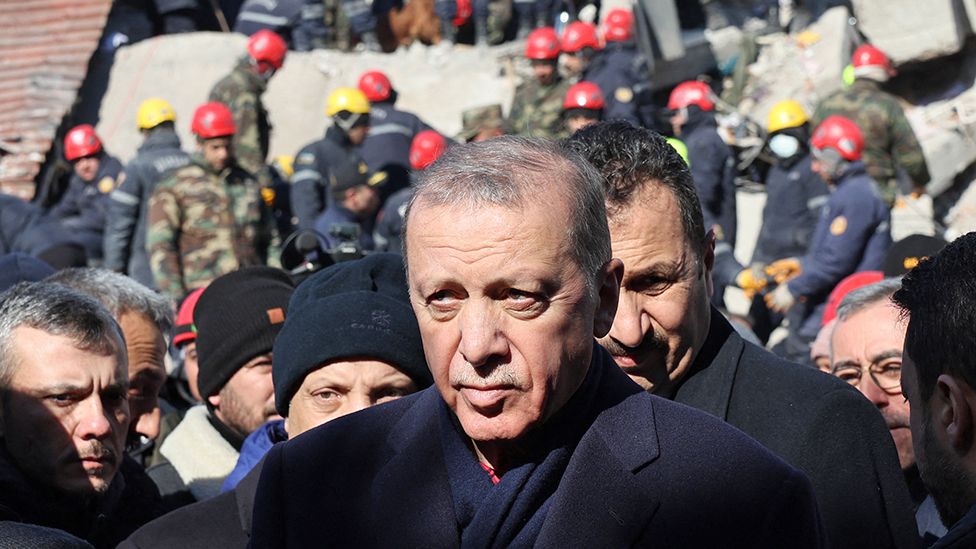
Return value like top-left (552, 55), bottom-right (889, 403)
top-left (813, 147), bottom-right (850, 181)
top-left (334, 112), bottom-right (364, 133)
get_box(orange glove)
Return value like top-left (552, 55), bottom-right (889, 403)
top-left (735, 264), bottom-right (768, 298)
top-left (765, 258), bottom-right (802, 285)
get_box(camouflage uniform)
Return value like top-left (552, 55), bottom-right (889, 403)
top-left (209, 60), bottom-right (271, 177)
top-left (508, 75), bottom-right (571, 140)
top-left (147, 156), bottom-right (276, 301)
top-left (814, 79), bottom-right (930, 203)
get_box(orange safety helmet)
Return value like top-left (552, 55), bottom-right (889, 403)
top-left (561, 21), bottom-right (599, 53)
top-left (602, 9), bottom-right (633, 42)
top-left (811, 115), bottom-right (864, 161)
top-left (667, 80), bottom-right (714, 111)
top-left (191, 102), bottom-right (237, 139)
top-left (358, 70), bottom-right (393, 102)
top-left (64, 124), bottom-right (102, 161)
top-left (525, 27), bottom-right (561, 60)
top-left (409, 130), bottom-right (447, 170)
top-left (247, 29), bottom-right (287, 70)
top-left (563, 81), bottom-right (605, 110)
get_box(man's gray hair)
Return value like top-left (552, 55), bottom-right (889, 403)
top-left (402, 136), bottom-right (612, 290)
top-left (46, 268), bottom-right (172, 333)
top-left (835, 278), bottom-right (903, 322)
top-left (0, 282), bottom-right (127, 392)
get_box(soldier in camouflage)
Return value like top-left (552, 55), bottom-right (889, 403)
top-left (456, 104), bottom-right (506, 143)
top-left (147, 102), bottom-right (277, 302)
top-left (814, 44), bottom-right (930, 204)
top-left (208, 30), bottom-right (287, 179)
top-left (507, 27), bottom-right (571, 140)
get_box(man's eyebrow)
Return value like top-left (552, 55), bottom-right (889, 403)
top-left (831, 360), bottom-right (860, 373)
top-left (35, 383), bottom-right (87, 394)
top-left (868, 350), bottom-right (903, 364)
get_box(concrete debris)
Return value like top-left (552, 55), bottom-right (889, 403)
top-left (852, 0), bottom-right (970, 65)
top-left (96, 32), bottom-right (516, 164)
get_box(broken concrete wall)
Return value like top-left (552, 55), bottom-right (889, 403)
top-left (852, 0), bottom-right (970, 65)
top-left (97, 32), bottom-right (516, 163)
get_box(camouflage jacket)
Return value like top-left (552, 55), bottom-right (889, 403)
top-left (147, 156), bottom-right (276, 300)
top-left (508, 75), bottom-right (571, 140)
top-left (814, 79), bottom-right (930, 191)
top-left (209, 60), bottom-right (271, 176)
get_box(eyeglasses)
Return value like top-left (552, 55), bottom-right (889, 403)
top-left (832, 360), bottom-right (902, 395)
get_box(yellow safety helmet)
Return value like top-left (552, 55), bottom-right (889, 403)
top-left (767, 99), bottom-right (808, 134)
top-left (136, 98), bottom-right (177, 130)
top-left (326, 87), bottom-right (371, 117)
top-left (274, 155), bottom-right (294, 178)
top-left (666, 137), bottom-right (690, 167)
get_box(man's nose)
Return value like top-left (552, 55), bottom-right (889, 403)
top-left (77, 397), bottom-right (113, 441)
top-left (608, 291), bottom-right (647, 349)
top-left (457, 300), bottom-right (507, 368)
top-left (859, 374), bottom-right (890, 408)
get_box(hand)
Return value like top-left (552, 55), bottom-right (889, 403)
top-left (765, 283), bottom-right (796, 313)
top-left (765, 257), bottom-right (802, 285)
top-left (735, 264), bottom-right (768, 298)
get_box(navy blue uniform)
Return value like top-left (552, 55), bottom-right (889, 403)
top-left (682, 110), bottom-right (737, 248)
top-left (361, 103), bottom-right (435, 199)
top-left (234, 0), bottom-right (303, 44)
top-left (753, 154), bottom-right (829, 264)
top-left (582, 42), bottom-right (647, 127)
top-left (290, 126), bottom-right (359, 230)
top-left (784, 161), bottom-right (891, 349)
top-left (0, 195), bottom-right (78, 258)
top-left (313, 203), bottom-right (375, 251)
top-left (373, 185), bottom-right (411, 253)
top-left (47, 153), bottom-right (123, 261)
top-left (103, 128), bottom-right (190, 288)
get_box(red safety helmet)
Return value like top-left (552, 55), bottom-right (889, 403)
top-left (563, 81), bottom-right (605, 110)
top-left (191, 102), bottom-right (236, 139)
top-left (247, 29), bottom-right (287, 70)
top-left (811, 115), bottom-right (864, 161)
top-left (561, 21), bottom-right (599, 53)
top-left (410, 130), bottom-right (447, 170)
top-left (173, 287), bottom-right (206, 347)
top-left (454, 0), bottom-right (472, 27)
top-left (525, 27), bottom-right (560, 60)
top-left (852, 44), bottom-right (894, 75)
top-left (667, 80), bottom-right (714, 111)
top-left (358, 70), bottom-right (393, 102)
top-left (64, 124), bottom-right (102, 161)
top-left (602, 9), bottom-right (633, 42)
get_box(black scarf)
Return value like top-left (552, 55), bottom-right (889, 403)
top-left (439, 345), bottom-right (605, 548)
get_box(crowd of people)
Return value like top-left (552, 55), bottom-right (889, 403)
top-left (2, 6), bottom-right (976, 549)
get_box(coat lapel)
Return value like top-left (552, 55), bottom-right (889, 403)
top-left (370, 389), bottom-right (459, 548)
top-left (672, 307), bottom-right (744, 421)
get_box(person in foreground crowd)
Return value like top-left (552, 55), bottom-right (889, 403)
top-left (45, 268), bottom-right (173, 466)
top-left (148, 267), bottom-right (293, 509)
top-left (896, 232), bottom-right (976, 548)
top-left (249, 136), bottom-right (825, 547)
top-left (121, 253), bottom-right (432, 548)
top-left (565, 120), bottom-right (918, 548)
top-left (830, 279), bottom-right (947, 543)
top-left (0, 283), bottom-right (163, 547)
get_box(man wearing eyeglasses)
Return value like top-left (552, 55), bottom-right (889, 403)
top-left (831, 277), bottom-right (947, 542)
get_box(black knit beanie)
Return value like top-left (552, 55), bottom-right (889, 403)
top-left (273, 253), bottom-right (431, 416)
top-left (195, 267), bottom-right (295, 398)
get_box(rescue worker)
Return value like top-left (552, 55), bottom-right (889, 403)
top-left (562, 81), bottom-right (604, 134)
top-left (313, 153), bottom-right (386, 252)
top-left (357, 70), bottom-right (439, 200)
top-left (764, 115), bottom-right (892, 362)
top-left (234, 0), bottom-right (303, 45)
top-left (735, 99), bottom-right (830, 343)
top-left (147, 102), bottom-right (277, 302)
top-left (512, 0), bottom-right (556, 39)
top-left (291, 87), bottom-right (371, 230)
top-left (47, 124), bottom-right (123, 264)
top-left (456, 104), bottom-right (505, 143)
top-left (508, 27), bottom-right (571, 140)
top-left (814, 44), bottom-right (930, 205)
top-left (209, 29), bottom-right (287, 178)
top-left (104, 98), bottom-right (190, 288)
top-left (374, 130), bottom-right (447, 252)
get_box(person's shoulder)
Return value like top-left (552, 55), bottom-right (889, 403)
top-left (737, 341), bottom-right (871, 402)
top-left (120, 488), bottom-right (245, 549)
top-left (160, 163), bottom-right (207, 188)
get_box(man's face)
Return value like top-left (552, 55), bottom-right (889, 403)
top-left (209, 353), bottom-right (280, 437)
top-left (285, 359), bottom-right (417, 437)
top-left (530, 60), bottom-right (557, 85)
top-left (473, 128), bottom-right (504, 143)
top-left (181, 341), bottom-right (201, 402)
top-left (347, 124), bottom-right (370, 145)
top-left (1, 327), bottom-right (128, 496)
top-left (669, 109), bottom-right (688, 137)
top-left (346, 185), bottom-right (380, 216)
top-left (119, 312), bottom-right (166, 444)
top-left (560, 54), bottom-right (587, 79)
top-left (831, 302), bottom-right (913, 469)
top-left (566, 114), bottom-right (598, 134)
top-left (73, 156), bottom-right (101, 182)
top-left (600, 185), bottom-right (713, 395)
top-left (200, 137), bottom-right (233, 172)
top-left (406, 197), bottom-right (617, 448)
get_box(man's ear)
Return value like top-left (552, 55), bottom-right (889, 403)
top-left (207, 393), bottom-right (221, 410)
top-left (703, 229), bottom-right (716, 298)
top-left (593, 258), bottom-right (623, 338)
top-left (937, 374), bottom-right (974, 454)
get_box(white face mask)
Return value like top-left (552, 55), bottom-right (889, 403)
top-left (769, 133), bottom-right (800, 159)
